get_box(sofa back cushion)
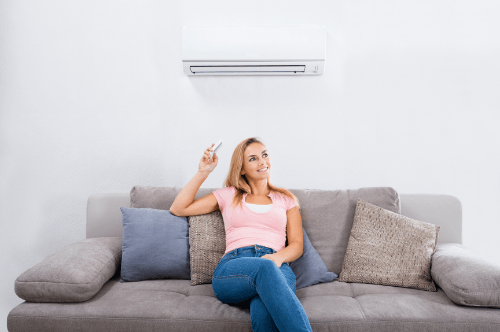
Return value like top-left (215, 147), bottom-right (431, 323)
top-left (131, 186), bottom-right (400, 275)
top-left (287, 187), bottom-right (400, 274)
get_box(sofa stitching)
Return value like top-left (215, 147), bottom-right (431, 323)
top-left (171, 294), bottom-right (188, 317)
top-left (347, 283), bottom-right (368, 319)
top-left (88, 250), bottom-right (122, 284)
top-left (8, 315), bottom-right (500, 326)
top-left (349, 282), bottom-right (356, 297)
top-left (354, 298), bottom-right (366, 320)
top-left (8, 315), bottom-right (252, 324)
top-left (310, 321), bottom-right (500, 326)
top-left (309, 321), bottom-right (500, 325)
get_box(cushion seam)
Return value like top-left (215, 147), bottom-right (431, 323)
top-left (8, 315), bottom-right (251, 325)
top-left (354, 298), bottom-right (367, 320)
top-left (8, 315), bottom-right (500, 326)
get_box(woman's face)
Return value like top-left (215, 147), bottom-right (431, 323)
top-left (241, 143), bottom-right (271, 180)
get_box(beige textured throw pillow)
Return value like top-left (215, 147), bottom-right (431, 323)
top-left (188, 210), bottom-right (226, 286)
top-left (338, 198), bottom-right (440, 291)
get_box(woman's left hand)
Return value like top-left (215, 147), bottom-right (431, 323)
top-left (261, 253), bottom-right (284, 268)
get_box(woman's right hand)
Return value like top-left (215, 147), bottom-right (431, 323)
top-left (199, 143), bottom-right (219, 173)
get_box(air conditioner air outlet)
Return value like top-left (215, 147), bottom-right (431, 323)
top-left (190, 65), bottom-right (306, 74)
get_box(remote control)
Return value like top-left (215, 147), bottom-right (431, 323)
top-left (210, 139), bottom-right (223, 159)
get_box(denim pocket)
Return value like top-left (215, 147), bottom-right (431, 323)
top-left (213, 252), bottom-right (235, 278)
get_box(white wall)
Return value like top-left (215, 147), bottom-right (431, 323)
top-left (1, 0), bottom-right (499, 330)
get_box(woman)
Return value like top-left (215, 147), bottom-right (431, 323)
top-left (170, 137), bottom-right (312, 332)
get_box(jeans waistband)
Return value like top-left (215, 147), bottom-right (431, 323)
top-left (227, 244), bottom-right (276, 256)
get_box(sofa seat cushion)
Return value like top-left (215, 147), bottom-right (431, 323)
top-left (8, 276), bottom-right (500, 332)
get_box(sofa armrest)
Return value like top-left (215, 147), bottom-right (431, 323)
top-left (431, 243), bottom-right (500, 308)
top-left (15, 237), bottom-right (122, 303)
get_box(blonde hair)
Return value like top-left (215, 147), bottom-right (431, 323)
top-left (222, 137), bottom-right (300, 212)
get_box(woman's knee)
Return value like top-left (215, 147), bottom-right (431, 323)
top-left (212, 274), bottom-right (258, 304)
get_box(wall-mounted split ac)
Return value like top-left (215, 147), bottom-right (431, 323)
top-left (182, 24), bottom-right (326, 76)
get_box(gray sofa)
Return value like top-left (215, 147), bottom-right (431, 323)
top-left (8, 187), bottom-right (500, 332)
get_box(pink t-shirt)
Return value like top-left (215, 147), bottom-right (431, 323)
top-left (212, 186), bottom-right (297, 255)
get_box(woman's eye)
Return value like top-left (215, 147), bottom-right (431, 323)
top-left (250, 153), bottom-right (268, 161)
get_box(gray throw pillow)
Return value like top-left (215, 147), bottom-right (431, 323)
top-left (431, 243), bottom-right (500, 308)
top-left (15, 237), bottom-right (122, 302)
top-left (339, 199), bottom-right (440, 291)
top-left (290, 229), bottom-right (338, 289)
top-left (120, 207), bottom-right (190, 282)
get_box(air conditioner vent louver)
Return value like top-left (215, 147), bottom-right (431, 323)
top-left (190, 65), bottom-right (306, 74)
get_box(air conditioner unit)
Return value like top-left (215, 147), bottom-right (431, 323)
top-left (182, 24), bottom-right (326, 76)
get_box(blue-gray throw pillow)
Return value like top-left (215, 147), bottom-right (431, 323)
top-left (290, 228), bottom-right (338, 289)
top-left (120, 207), bottom-right (190, 282)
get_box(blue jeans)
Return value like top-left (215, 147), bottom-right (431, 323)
top-left (212, 244), bottom-right (313, 332)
